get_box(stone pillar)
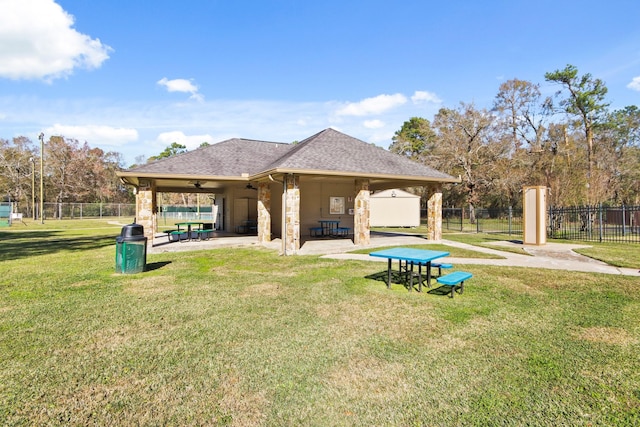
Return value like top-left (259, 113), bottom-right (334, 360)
top-left (282, 174), bottom-right (300, 255)
top-left (135, 179), bottom-right (157, 241)
top-left (257, 182), bottom-right (271, 244)
top-left (426, 185), bottom-right (443, 241)
top-left (354, 179), bottom-right (370, 246)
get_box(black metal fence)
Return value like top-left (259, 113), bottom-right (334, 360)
top-left (20, 201), bottom-right (640, 243)
top-left (439, 207), bottom-right (523, 236)
top-left (436, 205), bottom-right (640, 244)
top-left (548, 205), bottom-right (640, 243)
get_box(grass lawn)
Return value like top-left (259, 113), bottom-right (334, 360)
top-left (374, 227), bottom-right (531, 256)
top-left (1, 221), bottom-right (639, 425)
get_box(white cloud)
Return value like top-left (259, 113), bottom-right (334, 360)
top-left (335, 93), bottom-right (407, 116)
top-left (367, 130), bottom-right (395, 145)
top-left (46, 124), bottom-right (138, 147)
top-left (363, 119), bottom-right (385, 129)
top-left (157, 77), bottom-right (204, 101)
top-left (627, 76), bottom-right (640, 91)
top-left (2, 92), bottom-right (443, 164)
top-left (411, 90), bottom-right (442, 104)
top-left (156, 131), bottom-right (213, 150)
top-left (0, 0), bottom-right (112, 81)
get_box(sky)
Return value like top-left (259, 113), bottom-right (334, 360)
top-left (1, 0), bottom-right (639, 166)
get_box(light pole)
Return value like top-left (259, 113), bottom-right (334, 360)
top-left (30, 157), bottom-right (35, 220)
top-left (38, 132), bottom-right (44, 224)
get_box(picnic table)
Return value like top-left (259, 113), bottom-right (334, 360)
top-left (175, 221), bottom-right (205, 240)
top-left (369, 247), bottom-right (450, 291)
top-left (318, 219), bottom-right (340, 236)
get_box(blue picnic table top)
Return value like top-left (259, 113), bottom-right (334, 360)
top-left (369, 247), bottom-right (450, 264)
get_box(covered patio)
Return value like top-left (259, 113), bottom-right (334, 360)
top-left (117, 128), bottom-right (460, 255)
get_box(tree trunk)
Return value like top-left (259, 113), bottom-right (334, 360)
top-left (468, 203), bottom-right (476, 224)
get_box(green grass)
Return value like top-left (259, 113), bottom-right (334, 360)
top-left (570, 242), bottom-right (640, 269)
top-left (444, 232), bottom-right (640, 269)
top-left (1, 221), bottom-right (639, 425)
top-left (442, 232), bottom-right (533, 256)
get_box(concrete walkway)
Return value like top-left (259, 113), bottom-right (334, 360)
top-left (148, 231), bottom-right (640, 277)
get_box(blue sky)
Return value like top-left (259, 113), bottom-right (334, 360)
top-left (1, 0), bottom-right (639, 166)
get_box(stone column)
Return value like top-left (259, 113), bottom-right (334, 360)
top-left (282, 174), bottom-right (300, 255)
top-left (354, 179), bottom-right (370, 246)
top-left (426, 184), bottom-right (443, 241)
top-left (257, 182), bottom-right (271, 244)
top-left (135, 179), bottom-right (157, 241)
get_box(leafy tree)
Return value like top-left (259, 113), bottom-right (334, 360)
top-left (545, 64), bottom-right (610, 204)
top-left (148, 142), bottom-right (187, 161)
top-left (599, 106), bottom-right (640, 204)
top-left (0, 134), bottom-right (133, 216)
top-left (0, 136), bottom-right (37, 212)
top-left (541, 125), bottom-right (587, 206)
top-left (46, 136), bottom-right (85, 217)
top-left (389, 117), bottom-right (436, 161)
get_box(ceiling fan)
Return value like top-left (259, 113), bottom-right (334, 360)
top-left (246, 183), bottom-right (257, 190)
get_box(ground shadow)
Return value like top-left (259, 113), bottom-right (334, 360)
top-left (426, 286), bottom-right (457, 297)
top-left (367, 270), bottom-right (459, 295)
top-left (365, 271), bottom-right (389, 283)
top-left (145, 261), bottom-right (172, 271)
top-left (365, 270), bottom-right (412, 290)
top-left (0, 231), bottom-right (116, 262)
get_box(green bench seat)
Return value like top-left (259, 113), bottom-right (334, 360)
top-left (193, 229), bottom-right (212, 240)
top-left (169, 230), bottom-right (189, 242)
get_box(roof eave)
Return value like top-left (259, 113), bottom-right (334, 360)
top-left (252, 168), bottom-right (461, 183)
top-left (116, 170), bottom-right (252, 186)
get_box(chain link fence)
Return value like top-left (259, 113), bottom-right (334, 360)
top-left (37, 203), bottom-right (136, 220)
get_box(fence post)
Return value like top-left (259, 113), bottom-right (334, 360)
top-left (100, 202), bottom-right (103, 218)
top-left (508, 206), bottom-right (512, 235)
top-left (622, 204), bottom-right (627, 237)
top-left (599, 203), bottom-right (603, 242)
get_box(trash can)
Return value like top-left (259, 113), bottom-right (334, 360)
top-left (115, 223), bottom-right (147, 274)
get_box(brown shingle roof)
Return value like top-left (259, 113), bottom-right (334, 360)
top-left (122, 128), bottom-right (457, 182)
top-left (262, 128), bottom-right (454, 179)
top-left (128, 138), bottom-right (293, 176)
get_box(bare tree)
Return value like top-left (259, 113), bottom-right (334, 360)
top-left (432, 103), bottom-right (508, 222)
